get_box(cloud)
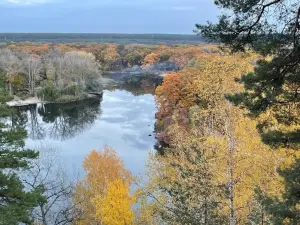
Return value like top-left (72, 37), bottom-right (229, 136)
top-left (5, 0), bottom-right (50, 4)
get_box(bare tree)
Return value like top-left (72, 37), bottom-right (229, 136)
top-left (44, 50), bottom-right (101, 92)
top-left (23, 149), bottom-right (80, 225)
top-left (0, 48), bottom-right (22, 95)
top-left (44, 50), bottom-right (65, 89)
top-left (22, 55), bottom-right (41, 96)
top-left (63, 51), bottom-right (100, 90)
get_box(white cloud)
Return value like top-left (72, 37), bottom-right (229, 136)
top-left (5, 0), bottom-right (50, 4)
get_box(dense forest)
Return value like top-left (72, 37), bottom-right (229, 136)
top-left (0, 33), bottom-right (206, 45)
top-left (1, 0), bottom-right (300, 224)
top-left (0, 42), bottom-right (215, 103)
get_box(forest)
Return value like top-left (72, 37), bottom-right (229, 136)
top-left (0, 33), bottom-right (205, 45)
top-left (1, 0), bottom-right (300, 224)
top-left (0, 41), bottom-right (216, 103)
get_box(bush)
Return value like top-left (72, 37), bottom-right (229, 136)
top-left (0, 89), bottom-right (13, 103)
top-left (15, 91), bottom-right (31, 100)
top-left (86, 77), bottom-right (102, 92)
top-left (159, 54), bottom-right (171, 62)
top-left (37, 82), bottom-right (60, 101)
top-left (61, 83), bottom-right (79, 96)
top-left (37, 81), bottom-right (89, 103)
top-left (55, 93), bottom-right (88, 103)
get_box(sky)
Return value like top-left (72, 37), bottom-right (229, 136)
top-left (0, 0), bottom-right (220, 33)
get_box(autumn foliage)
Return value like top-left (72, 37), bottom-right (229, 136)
top-left (93, 179), bottom-right (135, 225)
top-left (147, 51), bottom-right (300, 224)
top-left (73, 147), bottom-right (135, 225)
top-left (7, 42), bottom-right (217, 71)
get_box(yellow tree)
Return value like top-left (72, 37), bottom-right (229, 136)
top-left (153, 52), bottom-right (291, 224)
top-left (199, 104), bottom-right (283, 225)
top-left (93, 179), bottom-right (135, 225)
top-left (73, 147), bottom-right (134, 225)
top-left (101, 44), bottom-right (120, 70)
top-left (183, 54), bottom-right (284, 224)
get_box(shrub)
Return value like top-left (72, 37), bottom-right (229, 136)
top-left (15, 91), bottom-right (31, 100)
top-left (37, 82), bottom-right (60, 101)
top-left (86, 77), bottom-right (102, 92)
top-left (159, 54), bottom-right (171, 62)
top-left (55, 93), bottom-right (88, 103)
top-left (61, 83), bottom-right (79, 96)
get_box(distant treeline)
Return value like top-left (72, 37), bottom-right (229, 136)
top-left (0, 33), bottom-right (206, 45)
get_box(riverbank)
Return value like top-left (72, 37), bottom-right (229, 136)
top-left (6, 97), bottom-right (46, 107)
top-left (6, 93), bottom-right (102, 107)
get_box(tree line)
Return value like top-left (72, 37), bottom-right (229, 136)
top-left (0, 47), bottom-right (102, 103)
top-left (6, 42), bottom-right (216, 71)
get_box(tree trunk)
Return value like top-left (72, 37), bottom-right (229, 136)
top-left (228, 135), bottom-right (235, 225)
top-left (40, 204), bottom-right (48, 225)
top-left (226, 105), bottom-right (236, 225)
top-left (8, 81), bottom-right (13, 96)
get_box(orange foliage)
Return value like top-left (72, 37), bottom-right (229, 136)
top-left (7, 42), bottom-right (218, 70)
top-left (143, 53), bottom-right (160, 65)
top-left (155, 52), bottom-right (258, 145)
top-left (156, 73), bottom-right (182, 105)
top-left (8, 42), bottom-right (49, 56)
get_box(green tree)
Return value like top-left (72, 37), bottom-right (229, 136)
top-left (253, 159), bottom-right (300, 224)
top-left (0, 73), bottom-right (43, 225)
top-left (278, 160), bottom-right (300, 222)
top-left (196, 1), bottom-right (300, 223)
top-left (196, 0), bottom-right (300, 147)
top-left (141, 126), bottom-right (227, 225)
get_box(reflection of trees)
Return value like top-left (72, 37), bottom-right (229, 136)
top-left (11, 97), bottom-right (102, 141)
top-left (11, 105), bottom-right (45, 140)
top-left (28, 105), bottom-right (46, 140)
top-left (108, 76), bottom-right (162, 96)
top-left (37, 97), bottom-right (102, 140)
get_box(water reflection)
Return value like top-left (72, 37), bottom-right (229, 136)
top-left (13, 89), bottom-right (157, 176)
top-left (119, 77), bottom-right (162, 96)
top-left (15, 98), bottom-right (102, 140)
top-left (105, 75), bottom-right (163, 96)
top-left (100, 90), bottom-right (155, 150)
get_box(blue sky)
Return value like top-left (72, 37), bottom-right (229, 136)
top-left (0, 0), bottom-right (219, 33)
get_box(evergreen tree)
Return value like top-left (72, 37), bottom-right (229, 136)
top-left (0, 72), bottom-right (43, 225)
top-left (196, 0), bottom-right (300, 223)
top-left (196, 0), bottom-right (300, 147)
top-left (253, 159), bottom-right (300, 224)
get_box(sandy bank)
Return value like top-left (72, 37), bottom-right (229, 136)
top-left (6, 93), bottom-right (102, 107)
top-left (6, 97), bottom-right (46, 107)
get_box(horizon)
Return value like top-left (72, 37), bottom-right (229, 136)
top-left (0, 33), bottom-right (205, 44)
top-left (0, 0), bottom-right (219, 33)
top-left (0, 32), bottom-right (197, 35)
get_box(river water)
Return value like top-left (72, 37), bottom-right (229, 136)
top-left (15, 89), bottom-right (157, 178)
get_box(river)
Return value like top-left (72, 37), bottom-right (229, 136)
top-left (13, 89), bottom-right (157, 179)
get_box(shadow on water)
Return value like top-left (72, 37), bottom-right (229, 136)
top-left (13, 97), bottom-right (102, 141)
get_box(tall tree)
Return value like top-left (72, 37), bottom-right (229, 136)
top-left (0, 48), bottom-right (22, 96)
top-left (196, 0), bottom-right (300, 148)
top-left (93, 179), bottom-right (135, 225)
top-left (23, 150), bottom-right (79, 225)
top-left (143, 128), bottom-right (226, 225)
top-left (196, 0), bottom-right (300, 222)
top-left (73, 147), bottom-right (134, 225)
top-left (154, 54), bottom-right (287, 224)
top-left (22, 54), bottom-right (41, 96)
top-left (0, 73), bottom-right (43, 224)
